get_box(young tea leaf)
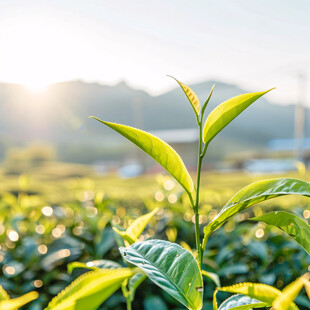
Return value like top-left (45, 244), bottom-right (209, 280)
top-left (0, 285), bottom-right (9, 301)
top-left (216, 282), bottom-right (298, 310)
top-left (120, 239), bottom-right (203, 310)
top-left (68, 260), bottom-right (122, 274)
top-left (113, 208), bottom-right (158, 244)
top-left (91, 118), bottom-right (195, 202)
top-left (202, 89), bottom-right (274, 146)
top-left (201, 84), bottom-right (215, 118)
top-left (201, 270), bottom-right (220, 287)
top-left (202, 178), bottom-right (310, 250)
top-left (218, 294), bottom-right (269, 310)
top-left (45, 268), bottom-right (134, 310)
top-left (249, 211), bottom-right (310, 255)
top-left (272, 273), bottom-right (310, 310)
top-left (169, 76), bottom-right (201, 117)
top-left (127, 272), bottom-right (147, 302)
top-left (0, 291), bottom-right (39, 310)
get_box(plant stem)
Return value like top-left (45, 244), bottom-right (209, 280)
top-left (126, 296), bottom-right (132, 310)
top-left (194, 120), bottom-right (204, 269)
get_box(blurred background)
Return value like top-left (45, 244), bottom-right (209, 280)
top-left (0, 1), bottom-right (310, 309)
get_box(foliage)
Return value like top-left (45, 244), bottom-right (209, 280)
top-left (0, 77), bottom-right (309, 309)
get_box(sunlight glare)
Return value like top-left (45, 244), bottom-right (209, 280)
top-left (24, 80), bottom-right (50, 93)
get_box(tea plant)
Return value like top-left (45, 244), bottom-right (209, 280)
top-left (46, 78), bottom-right (310, 309)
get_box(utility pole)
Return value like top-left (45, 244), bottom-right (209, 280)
top-left (295, 73), bottom-right (307, 162)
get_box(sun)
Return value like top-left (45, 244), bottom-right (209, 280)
top-left (24, 80), bottom-right (50, 93)
top-left (0, 15), bottom-right (82, 93)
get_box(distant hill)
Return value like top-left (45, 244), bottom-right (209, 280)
top-left (0, 80), bottom-right (307, 163)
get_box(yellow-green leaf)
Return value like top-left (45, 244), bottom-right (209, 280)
top-left (0, 285), bottom-right (9, 301)
top-left (0, 291), bottom-right (38, 310)
top-left (304, 275), bottom-right (310, 299)
top-left (202, 89), bottom-right (274, 145)
top-left (202, 178), bottom-right (310, 250)
top-left (249, 211), bottom-right (310, 255)
top-left (91, 118), bottom-right (195, 201)
top-left (273, 273), bottom-right (310, 310)
top-left (113, 208), bottom-right (158, 244)
top-left (169, 76), bottom-right (200, 116)
top-left (68, 260), bottom-right (122, 274)
top-left (45, 268), bottom-right (134, 310)
top-left (202, 270), bottom-right (220, 287)
top-left (216, 282), bottom-right (298, 310)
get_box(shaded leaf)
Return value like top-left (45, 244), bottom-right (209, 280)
top-left (202, 178), bottom-right (310, 250)
top-left (169, 76), bottom-right (200, 116)
top-left (218, 264), bottom-right (249, 277)
top-left (128, 272), bottom-right (147, 302)
top-left (144, 295), bottom-right (168, 310)
top-left (202, 89), bottom-right (274, 146)
top-left (113, 208), bottom-right (158, 244)
top-left (91, 118), bottom-right (195, 200)
top-left (120, 239), bottom-right (203, 310)
top-left (250, 211), bottom-right (310, 255)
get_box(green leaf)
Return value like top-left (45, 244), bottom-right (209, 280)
top-left (218, 294), bottom-right (269, 310)
top-left (273, 273), bottom-right (310, 310)
top-left (45, 268), bottom-right (134, 310)
top-left (216, 282), bottom-right (299, 310)
top-left (249, 211), bottom-right (310, 255)
top-left (113, 208), bottom-right (158, 244)
top-left (0, 291), bottom-right (38, 310)
top-left (201, 84), bottom-right (215, 117)
top-left (202, 178), bottom-right (310, 250)
top-left (127, 272), bottom-right (147, 302)
top-left (169, 76), bottom-right (201, 116)
top-left (91, 118), bottom-right (195, 201)
top-left (68, 260), bottom-right (122, 274)
top-left (202, 89), bottom-right (274, 145)
top-left (0, 286), bottom-right (9, 301)
top-left (202, 270), bottom-right (220, 287)
top-left (120, 239), bottom-right (203, 310)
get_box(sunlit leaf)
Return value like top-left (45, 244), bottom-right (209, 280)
top-left (45, 268), bottom-right (134, 310)
top-left (201, 84), bottom-right (215, 117)
top-left (68, 260), bottom-right (122, 274)
top-left (216, 282), bottom-right (298, 310)
top-left (202, 178), bottom-right (310, 250)
top-left (273, 273), bottom-right (310, 310)
top-left (304, 275), bottom-right (310, 299)
top-left (120, 239), bottom-right (203, 310)
top-left (202, 89), bottom-right (274, 146)
top-left (218, 294), bottom-right (269, 310)
top-left (113, 208), bottom-right (158, 244)
top-left (0, 285), bottom-right (9, 301)
top-left (202, 270), bottom-right (220, 287)
top-left (250, 211), bottom-right (310, 255)
top-left (169, 76), bottom-right (201, 116)
top-left (91, 118), bottom-right (195, 201)
top-left (0, 291), bottom-right (38, 310)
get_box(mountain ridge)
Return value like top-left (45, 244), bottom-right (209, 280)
top-left (0, 80), bottom-right (306, 163)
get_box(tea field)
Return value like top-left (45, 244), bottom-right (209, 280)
top-left (0, 161), bottom-right (309, 309)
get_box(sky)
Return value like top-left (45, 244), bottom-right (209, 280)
top-left (0, 0), bottom-right (309, 104)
